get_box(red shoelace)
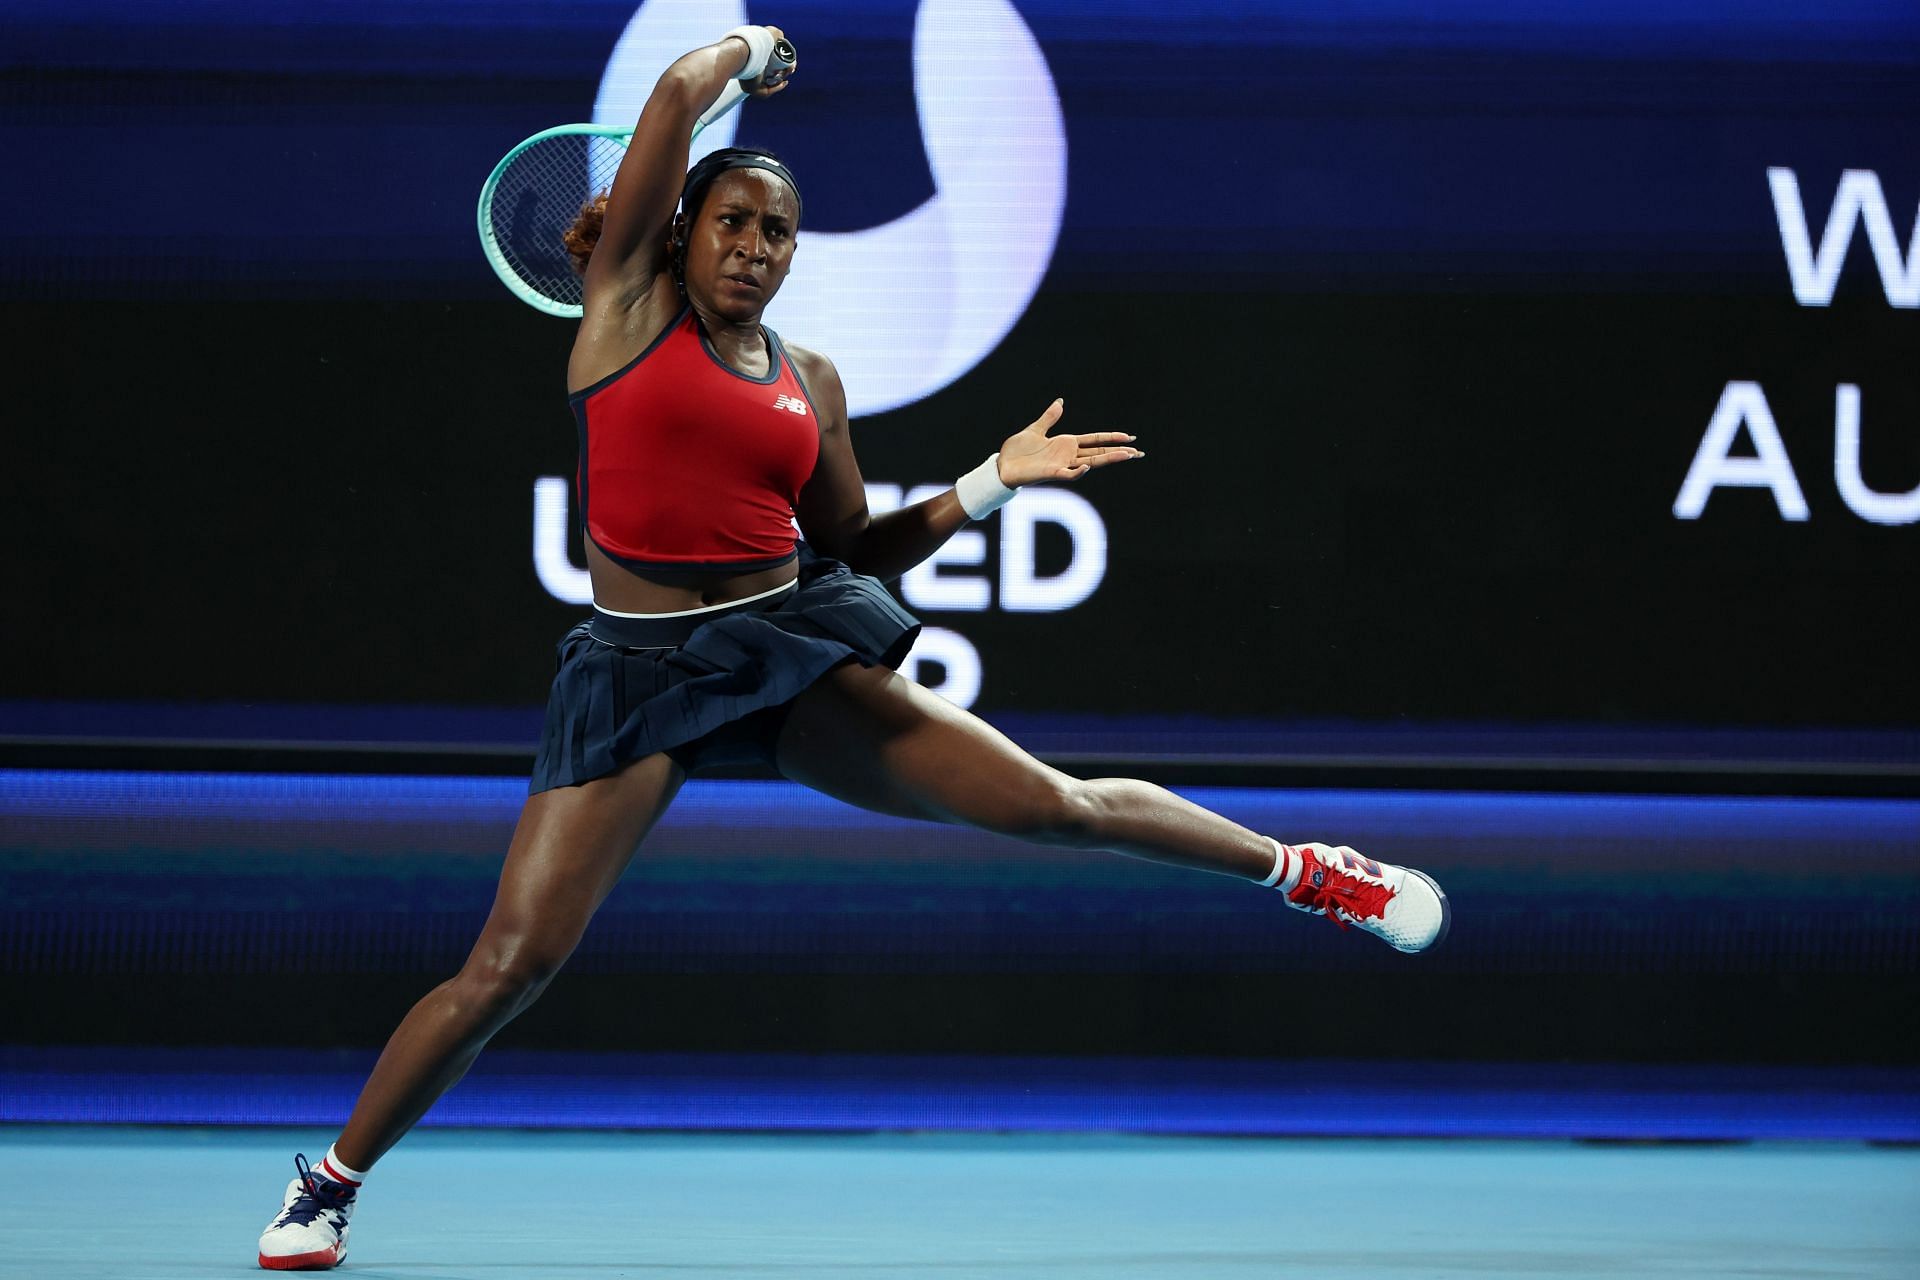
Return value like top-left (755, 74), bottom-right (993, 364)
top-left (1288, 857), bottom-right (1396, 930)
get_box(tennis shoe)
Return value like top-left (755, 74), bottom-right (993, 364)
top-left (1282, 842), bottom-right (1450, 953)
top-left (257, 1154), bottom-right (353, 1271)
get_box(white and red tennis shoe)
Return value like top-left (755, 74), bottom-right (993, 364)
top-left (1280, 842), bottom-right (1450, 953)
top-left (257, 1154), bottom-right (353, 1270)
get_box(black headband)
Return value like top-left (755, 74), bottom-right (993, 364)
top-left (681, 149), bottom-right (804, 223)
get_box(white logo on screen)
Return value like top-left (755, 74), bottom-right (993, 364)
top-left (594, 0), bottom-right (1068, 418)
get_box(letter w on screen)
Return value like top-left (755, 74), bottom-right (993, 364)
top-left (1769, 168), bottom-right (1920, 308)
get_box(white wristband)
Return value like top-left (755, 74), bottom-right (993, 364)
top-left (721, 25), bottom-right (777, 81)
top-left (955, 453), bottom-right (1017, 520)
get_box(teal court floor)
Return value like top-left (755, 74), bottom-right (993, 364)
top-left (2, 1126), bottom-right (1915, 1279)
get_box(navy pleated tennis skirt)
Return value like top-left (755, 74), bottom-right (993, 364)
top-left (529, 550), bottom-right (919, 791)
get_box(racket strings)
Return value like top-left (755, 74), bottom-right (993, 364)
top-left (486, 134), bottom-right (627, 309)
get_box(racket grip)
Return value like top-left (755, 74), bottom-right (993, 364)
top-left (696, 82), bottom-right (749, 132)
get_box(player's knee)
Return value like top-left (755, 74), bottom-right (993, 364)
top-left (993, 775), bottom-right (1104, 847)
top-left (455, 933), bottom-right (574, 1023)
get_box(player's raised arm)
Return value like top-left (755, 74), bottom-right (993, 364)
top-left (585, 26), bottom-right (793, 301)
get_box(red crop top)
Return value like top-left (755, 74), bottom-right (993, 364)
top-left (568, 306), bottom-right (821, 574)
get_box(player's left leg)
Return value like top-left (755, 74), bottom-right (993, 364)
top-left (773, 663), bottom-right (1448, 952)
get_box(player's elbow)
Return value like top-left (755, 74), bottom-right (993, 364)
top-left (804, 519), bottom-right (873, 574)
top-left (653, 59), bottom-right (710, 109)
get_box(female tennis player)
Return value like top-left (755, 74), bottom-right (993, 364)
top-left (257, 25), bottom-right (1448, 1270)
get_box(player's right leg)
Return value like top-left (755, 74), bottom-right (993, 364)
top-left (256, 751), bottom-right (685, 1270)
top-left (774, 662), bottom-right (1449, 953)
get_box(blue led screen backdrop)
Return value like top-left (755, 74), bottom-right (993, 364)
top-left (4, 0), bottom-right (1916, 736)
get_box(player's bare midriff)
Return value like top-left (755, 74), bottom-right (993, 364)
top-left (585, 540), bottom-right (799, 613)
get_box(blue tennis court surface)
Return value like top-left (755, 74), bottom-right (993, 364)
top-left (2, 1125), bottom-right (1914, 1279)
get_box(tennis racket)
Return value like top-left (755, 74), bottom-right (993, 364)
top-left (477, 38), bottom-right (796, 318)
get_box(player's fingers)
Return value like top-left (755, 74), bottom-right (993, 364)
top-left (1073, 432), bottom-right (1136, 446)
top-left (751, 67), bottom-right (794, 96)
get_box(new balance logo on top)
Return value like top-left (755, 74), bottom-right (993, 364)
top-left (772, 394), bottom-right (808, 415)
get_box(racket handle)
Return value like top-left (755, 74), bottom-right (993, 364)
top-left (694, 38), bottom-right (795, 135)
top-left (767, 38), bottom-right (797, 76)
top-left (695, 82), bottom-right (748, 133)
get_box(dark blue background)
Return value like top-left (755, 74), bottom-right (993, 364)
top-left (6, 0), bottom-right (1918, 296)
top-left (7, 768), bottom-right (1917, 1068)
top-left (4, 0), bottom-right (1917, 744)
top-left (4, 3), bottom-right (1919, 1082)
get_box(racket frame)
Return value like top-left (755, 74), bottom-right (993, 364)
top-left (476, 74), bottom-right (769, 317)
top-left (476, 124), bottom-right (636, 317)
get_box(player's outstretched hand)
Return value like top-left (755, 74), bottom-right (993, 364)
top-left (747, 26), bottom-right (794, 97)
top-left (996, 398), bottom-right (1142, 487)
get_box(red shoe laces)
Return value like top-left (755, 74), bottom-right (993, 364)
top-left (1288, 857), bottom-right (1395, 930)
